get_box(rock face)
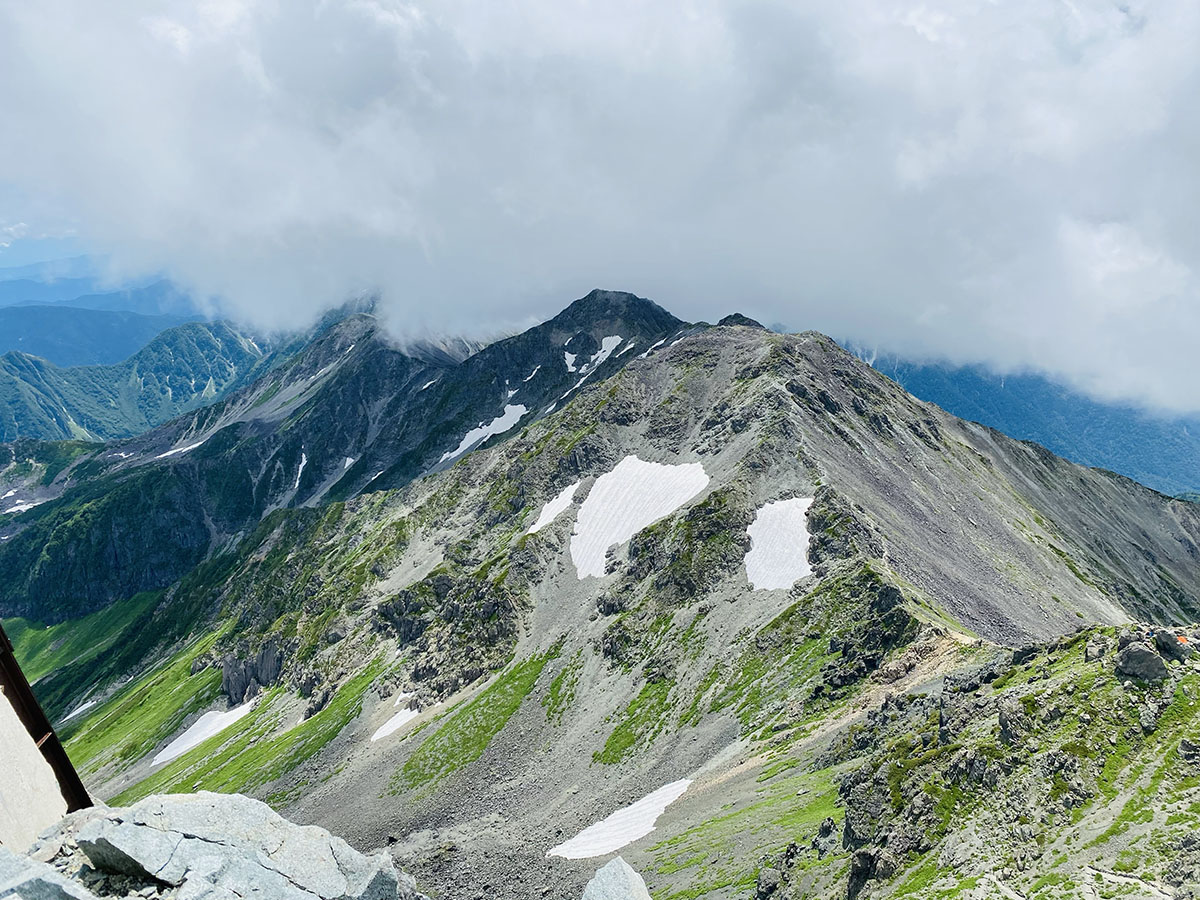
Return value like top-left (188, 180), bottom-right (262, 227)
top-left (581, 857), bottom-right (652, 900)
top-left (18, 792), bottom-right (426, 900)
top-left (220, 641), bottom-right (284, 703)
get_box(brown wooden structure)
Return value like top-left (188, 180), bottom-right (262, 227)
top-left (0, 622), bottom-right (91, 812)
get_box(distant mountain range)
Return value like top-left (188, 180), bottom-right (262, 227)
top-left (0, 305), bottom-right (193, 366)
top-left (862, 354), bottom-right (1200, 497)
top-left (0, 320), bottom-right (277, 442)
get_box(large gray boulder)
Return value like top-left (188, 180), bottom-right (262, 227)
top-left (581, 857), bottom-right (652, 900)
top-left (24, 793), bottom-right (425, 900)
top-left (1115, 642), bottom-right (1169, 682)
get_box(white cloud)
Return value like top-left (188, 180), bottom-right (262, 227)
top-left (1, 0), bottom-right (1199, 409)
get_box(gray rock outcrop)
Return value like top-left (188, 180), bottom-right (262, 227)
top-left (221, 641), bottom-right (283, 703)
top-left (20, 792), bottom-right (426, 900)
top-left (0, 846), bottom-right (97, 900)
top-left (1115, 642), bottom-right (1169, 681)
top-left (581, 857), bottom-right (652, 900)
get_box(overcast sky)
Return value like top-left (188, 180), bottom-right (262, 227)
top-left (1, 1), bottom-right (1198, 411)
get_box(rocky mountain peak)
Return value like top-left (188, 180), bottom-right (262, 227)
top-left (549, 288), bottom-right (684, 335)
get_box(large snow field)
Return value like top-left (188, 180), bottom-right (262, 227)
top-left (547, 779), bottom-right (693, 859)
top-left (439, 404), bottom-right (528, 463)
top-left (527, 481), bottom-right (582, 534)
top-left (151, 699), bottom-right (258, 767)
top-left (371, 708), bottom-right (420, 742)
top-left (570, 456), bottom-right (709, 578)
top-left (745, 497), bottom-right (814, 590)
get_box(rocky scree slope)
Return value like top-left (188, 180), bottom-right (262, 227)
top-left (15, 321), bottom-right (1200, 898)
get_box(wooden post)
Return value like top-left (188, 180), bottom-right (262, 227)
top-left (0, 622), bottom-right (91, 812)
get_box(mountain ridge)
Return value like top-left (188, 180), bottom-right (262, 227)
top-left (6, 293), bottom-right (1200, 899)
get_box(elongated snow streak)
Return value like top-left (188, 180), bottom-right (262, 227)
top-left (154, 438), bottom-right (207, 460)
top-left (745, 498), bottom-right (815, 590)
top-left (571, 456), bottom-right (709, 579)
top-left (439, 404), bottom-right (528, 463)
top-left (590, 335), bottom-right (622, 367)
top-left (527, 481), bottom-right (582, 534)
top-left (617, 341), bottom-right (637, 356)
top-left (1, 489), bottom-right (14, 499)
top-left (564, 351), bottom-right (578, 372)
top-left (523, 365), bottom-right (541, 382)
top-left (294, 452), bottom-right (308, 490)
top-left (152, 699), bottom-right (257, 766)
top-left (419, 379), bottom-right (438, 391)
top-left (637, 338), bottom-right (666, 359)
top-left (547, 779), bottom-right (692, 859)
top-left (371, 708), bottom-right (420, 741)
top-left (3, 501), bottom-right (41, 515)
top-left (63, 700), bottom-right (97, 721)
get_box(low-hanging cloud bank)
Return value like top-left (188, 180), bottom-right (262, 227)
top-left (2, 0), bottom-right (1199, 411)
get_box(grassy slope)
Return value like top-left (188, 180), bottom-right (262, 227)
top-left (114, 658), bottom-right (384, 806)
top-left (4, 591), bottom-right (159, 685)
top-left (64, 626), bottom-right (228, 775)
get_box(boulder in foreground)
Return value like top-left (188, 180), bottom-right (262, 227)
top-left (16, 792), bottom-right (427, 900)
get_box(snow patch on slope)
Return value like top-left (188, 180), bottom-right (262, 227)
top-left (548, 779), bottom-right (692, 859)
top-left (564, 351), bottom-right (578, 372)
top-left (571, 456), bottom-right (709, 579)
top-left (439, 405), bottom-right (528, 464)
top-left (152, 699), bottom-right (257, 767)
top-left (637, 338), bottom-right (666, 359)
top-left (745, 498), bottom-right (814, 590)
top-left (527, 481), bottom-right (582, 534)
top-left (154, 438), bottom-right (207, 460)
top-left (63, 700), bottom-right (97, 722)
top-left (371, 707), bottom-right (420, 742)
top-left (586, 335), bottom-right (623, 371)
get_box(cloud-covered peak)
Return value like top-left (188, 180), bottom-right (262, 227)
top-left (2, 0), bottom-right (1198, 410)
